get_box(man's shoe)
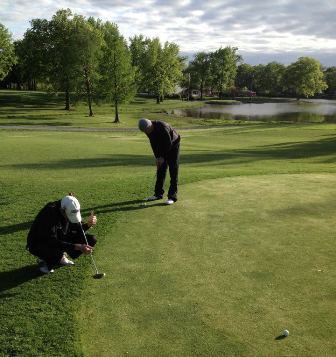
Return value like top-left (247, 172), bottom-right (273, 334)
top-left (39, 264), bottom-right (54, 274)
top-left (145, 195), bottom-right (162, 201)
top-left (165, 199), bottom-right (175, 205)
top-left (60, 255), bottom-right (75, 266)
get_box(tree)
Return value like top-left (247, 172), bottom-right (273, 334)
top-left (72, 15), bottom-right (103, 116)
top-left (324, 67), bottom-right (336, 96)
top-left (131, 37), bottom-right (183, 103)
top-left (209, 47), bottom-right (241, 98)
top-left (159, 41), bottom-right (184, 101)
top-left (47, 9), bottom-right (81, 110)
top-left (256, 62), bottom-right (286, 96)
top-left (252, 64), bottom-right (265, 94)
top-left (129, 34), bottom-right (149, 92)
top-left (236, 63), bottom-right (255, 91)
top-left (99, 22), bottom-right (136, 123)
top-left (16, 19), bottom-right (51, 91)
top-left (142, 38), bottom-right (162, 103)
top-left (283, 57), bottom-right (327, 99)
top-left (0, 23), bottom-right (16, 81)
top-left (188, 52), bottom-right (211, 100)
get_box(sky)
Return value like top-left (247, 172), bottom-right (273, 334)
top-left (1, 0), bottom-right (336, 66)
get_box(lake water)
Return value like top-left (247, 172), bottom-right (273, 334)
top-left (171, 99), bottom-right (336, 123)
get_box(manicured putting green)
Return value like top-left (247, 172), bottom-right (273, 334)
top-left (78, 174), bottom-right (336, 356)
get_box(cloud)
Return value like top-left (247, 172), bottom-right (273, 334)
top-left (1, 0), bottom-right (336, 65)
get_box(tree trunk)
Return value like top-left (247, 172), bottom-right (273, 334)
top-left (156, 95), bottom-right (160, 104)
top-left (65, 87), bottom-right (70, 110)
top-left (114, 101), bottom-right (120, 123)
top-left (200, 80), bottom-right (204, 100)
top-left (84, 68), bottom-right (94, 117)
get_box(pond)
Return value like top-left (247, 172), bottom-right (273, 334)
top-left (171, 99), bottom-right (336, 123)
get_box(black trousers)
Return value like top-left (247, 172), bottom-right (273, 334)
top-left (155, 142), bottom-right (180, 201)
top-left (29, 232), bottom-right (97, 270)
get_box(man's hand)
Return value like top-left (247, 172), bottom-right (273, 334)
top-left (75, 244), bottom-right (93, 254)
top-left (156, 157), bottom-right (164, 168)
top-left (87, 211), bottom-right (97, 227)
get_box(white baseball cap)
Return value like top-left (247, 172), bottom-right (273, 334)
top-left (61, 195), bottom-right (82, 223)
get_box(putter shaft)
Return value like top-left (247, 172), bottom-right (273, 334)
top-left (80, 225), bottom-right (102, 276)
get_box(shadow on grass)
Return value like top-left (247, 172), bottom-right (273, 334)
top-left (0, 221), bottom-right (32, 237)
top-left (0, 91), bottom-right (63, 108)
top-left (82, 199), bottom-right (167, 215)
top-left (275, 335), bottom-right (287, 341)
top-left (3, 134), bottom-right (336, 171)
top-left (0, 122), bottom-right (73, 127)
top-left (0, 200), bottom-right (166, 238)
top-left (0, 264), bottom-right (41, 296)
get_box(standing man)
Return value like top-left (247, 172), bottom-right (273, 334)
top-left (138, 118), bottom-right (181, 205)
top-left (26, 194), bottom-right (97, 274)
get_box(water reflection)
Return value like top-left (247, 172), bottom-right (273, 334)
top-left (172, 99), bottom-right (336, 123)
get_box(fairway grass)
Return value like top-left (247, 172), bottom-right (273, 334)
top-left (0, 90), bottom-right (208, 129)
top-left (79, 174), bottom-right (336, 356)
top-left (1, 123), bottom-right (336, 356)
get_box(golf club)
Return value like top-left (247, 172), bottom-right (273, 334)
top-left (140, 171), bottom-right (158, 207)
top-left (79, 225), bottom-right (105, 279)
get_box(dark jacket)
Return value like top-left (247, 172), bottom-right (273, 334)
top-left (26, 200), bottom-right (88, 250)
top-left (147, 120), bottom-right (180, 158)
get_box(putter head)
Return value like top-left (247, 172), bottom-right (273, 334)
top-left (93, 272), bottom-right (105, 279)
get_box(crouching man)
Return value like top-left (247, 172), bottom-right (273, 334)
top-left (26, 194), bottom-right (97, 274)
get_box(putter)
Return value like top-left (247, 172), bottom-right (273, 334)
top-left (140, 171), bottom-right (158, 207)
top-left (80, 225), bottom-right (105, 279)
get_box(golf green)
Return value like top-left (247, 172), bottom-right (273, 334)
top-left (78, 174), bottom-right (336, 356)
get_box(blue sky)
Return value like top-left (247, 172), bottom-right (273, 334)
top-left (1, 0), bottom-right (336, 66)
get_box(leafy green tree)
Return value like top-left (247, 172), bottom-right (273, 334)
top-left (142, 38), bottom-right (162, 102)
top-left (283, 57), bottom-right (327, 99)
top-left (1, 41), bottom-right (24, 89)
top-left (159, 41), bottom-right (184, 101)
top-left (0, 23), bottom-right (16, 81)
top-left (99, 22), bottom-right (136, 123)
top-left (188, 52), bottom-right (211, 100)
top-left (18, 11), bottom-right (102, 113)
top-left (252, 64), bottom-right (265, 94)
top-left (47, 9), bottom-right (82, 110)
top-left (256, 62), bottom-right (286, 96)
top-left (16, 19), bottom-right (51, 91)
top-left (131, 37), bottom-right (183, 103)
top-left (72, 15), bottom-right (103, 116)
top-left (324, 67), bottom-right (336, 96)
top-left (129, 34), bottom-right (149, 92)
top-left (209, 47), bottom-right (241, 98)
top-left (236, 63), bottom-right (255, 91)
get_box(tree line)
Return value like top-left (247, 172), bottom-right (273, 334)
top-left (186, 54), bottom-right (332, 100)
top-left (0, 9), bottom-right (335, 121)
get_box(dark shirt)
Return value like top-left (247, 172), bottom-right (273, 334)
top-left (26, 200), bottom-right (88, 250)
top-left (147, 120), bottom-right (180, 158)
